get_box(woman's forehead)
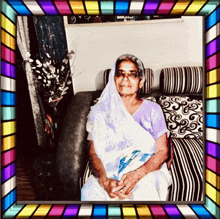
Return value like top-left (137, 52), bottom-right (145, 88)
top-left (117, 60), bottom-right (138, 70)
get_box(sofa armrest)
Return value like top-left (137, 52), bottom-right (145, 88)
top-left (56, 91), bottom-right (101, 200)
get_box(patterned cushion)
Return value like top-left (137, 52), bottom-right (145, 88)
top-left (168, 138), bottom-right (203, 201)
top-left (160, 66), bottom-right (203, 94)
top-left (104, 68), bottom-right (154, 94)
top-left (158, 96), bottom-right (203, 138)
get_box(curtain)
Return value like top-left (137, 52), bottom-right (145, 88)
top-left (32, 16), bottom-right (74, 142)
top-left (33, 16), bottom-right (67, 63)
top-left (17, 16), bottom-right (46, 147)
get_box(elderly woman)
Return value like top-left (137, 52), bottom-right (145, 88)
top-left (81, 54), bottom-right (172, 201)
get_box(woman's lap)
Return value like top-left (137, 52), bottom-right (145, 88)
top-left (81, 170), bottom-right (170, 201)
top-left (131, 170), bottom-right (170, 200)
top-left (81, 175), bottom-right (111, 201)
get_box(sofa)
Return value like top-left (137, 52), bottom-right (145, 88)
top-left (56, 66), bottom-right (204, 202)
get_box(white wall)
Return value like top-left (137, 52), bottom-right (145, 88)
top-left (64, 16), bottom-right (203, 94)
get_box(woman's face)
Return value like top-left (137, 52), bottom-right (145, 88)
top-left (114, 60), bottom-right (144, 97)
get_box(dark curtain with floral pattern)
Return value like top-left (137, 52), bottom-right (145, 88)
top-left (32, 16), bottom-right (74, 149)
top-left (33, 16), bottom-right (67, 63)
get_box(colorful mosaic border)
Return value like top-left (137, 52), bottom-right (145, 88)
top-left (1, 0), bottom-right (220, 218)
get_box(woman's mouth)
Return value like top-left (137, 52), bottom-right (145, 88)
top-left (120, 85), bottom-right (131, 88)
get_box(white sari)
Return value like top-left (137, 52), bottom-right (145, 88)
top-left (81, 56), bottom-right (172, 201)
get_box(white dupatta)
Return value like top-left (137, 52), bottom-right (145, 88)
top-left (86, 59), bottom-right (156, 180)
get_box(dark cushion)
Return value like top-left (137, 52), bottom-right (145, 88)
top-left (56, 91), bottom-right (101, 200)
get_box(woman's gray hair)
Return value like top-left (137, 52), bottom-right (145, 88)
top-left (116, 54), bottom-right (145, 79)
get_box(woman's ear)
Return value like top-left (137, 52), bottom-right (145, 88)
top-left (139, 77), bottom-right (145, 89)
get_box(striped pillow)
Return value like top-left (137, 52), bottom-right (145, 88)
top-left (161, 67), bottom-right (186, 94)
top-left (160, 66), bottom-right (203, 94)
top-left (185, 67), bottom-right (203, 93)
top-left (168, 138), bottom-right (203, 201)
top-left (104, 68), bottom-right (154, 94)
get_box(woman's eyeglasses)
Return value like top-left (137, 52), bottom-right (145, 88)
top-left (115, 70), bottom-right (139, 79)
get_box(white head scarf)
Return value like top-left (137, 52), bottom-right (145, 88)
top-left (86, 54), bottom-right (155, 178)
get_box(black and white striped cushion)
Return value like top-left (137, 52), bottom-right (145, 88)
top-left (140, 68), bottom-right (154, 95)
top-left (104, 68), bottom-right (154, 94)
top-left (161, 67), bottom-right (186, 94)
top-left (160, 66), bottom-right (203, 94)
top-left (168, 138), bottom-right (203, 201)
top-left (184, 67), bottom-right (203, 93)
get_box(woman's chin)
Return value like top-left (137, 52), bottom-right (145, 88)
top-left (118, 91), bottom-right (137, 97)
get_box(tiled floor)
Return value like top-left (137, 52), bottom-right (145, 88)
top-left (17, 157), bottom-right (37, 201)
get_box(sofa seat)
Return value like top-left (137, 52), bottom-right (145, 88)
top-left (57, 65), bottom-right (204, 201)
top-left (168, 138), bottom-right (203, 201)
top-left (80, 136), bottom-right (203, 202)
top-left (76, 93), bottom-right (204, 202)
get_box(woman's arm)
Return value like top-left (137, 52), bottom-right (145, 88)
top-left (136, 133), bottom-right (168, 177)
top-left (113, 133), bottom-right (169, 195)
top-left (89, 141), bottom-right (130, 199)
top-left (89, 140), bottom-right (107, 186)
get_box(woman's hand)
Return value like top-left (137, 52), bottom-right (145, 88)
top-left (167, 138), bottom-right (174, 169)
top-left (100, 178), bottom-right (117, 199)
top-left (113, 170), bottom-right (142, 196)
top-left (100, 177), bottom-right (131, 200)
top-left (112, 134), bottom-right (169, 197)
top-left (90, 141), bottom-right (131, 200)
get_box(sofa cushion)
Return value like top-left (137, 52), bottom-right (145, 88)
top-left (168, 138), bottom-right (203, 201)
top-left (104, 68), bottom-right (154, 94)
top-left (184, 67), bottom-right (203, 94)
top-left (160, 66), bottom-right (203, 94)
top-left (158, 96), bottom-right (203, 138)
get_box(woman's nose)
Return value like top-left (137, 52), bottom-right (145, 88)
top-left (122, 75), bottom-right (130, 81)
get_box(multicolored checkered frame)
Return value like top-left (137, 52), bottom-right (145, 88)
top-left (1, 0), bottom-right (220, 218)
